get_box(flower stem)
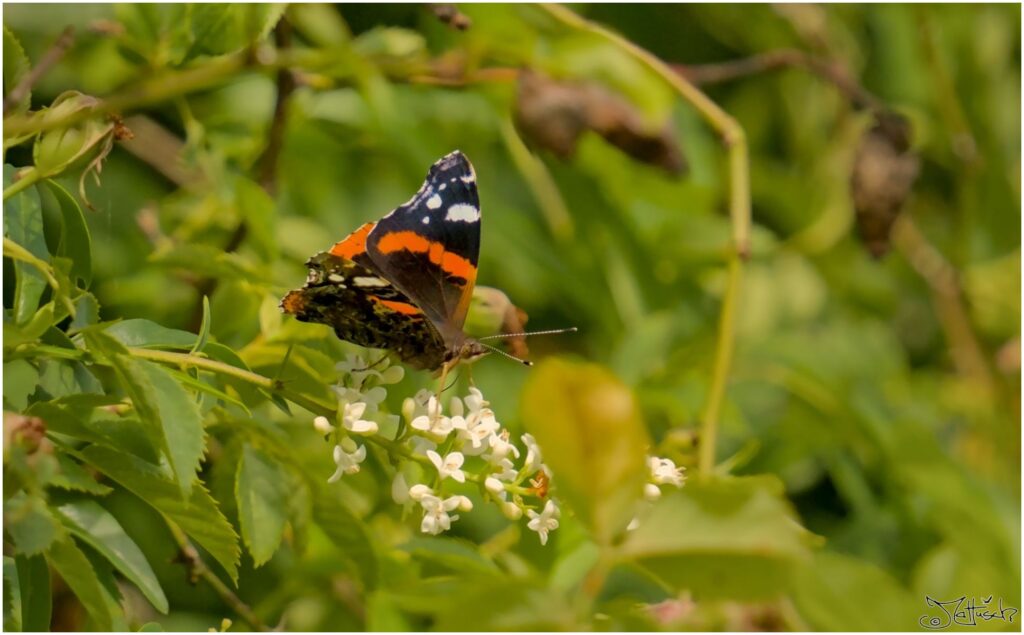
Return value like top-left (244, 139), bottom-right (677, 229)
top-left (537, 4), bottom-right (750, 480)
top-left (697, 255), bottom-right (742, 480)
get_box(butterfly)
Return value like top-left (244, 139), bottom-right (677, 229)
top-left (280, 151), bottom-right (496, 373)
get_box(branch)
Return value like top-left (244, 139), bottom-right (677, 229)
top-left (537, 4), bottom-right (750, 482)
top-left (166, 521), bottom-right (271, 632)
top-left (673, 48), bottom-right (885, 113)
top-left (3, 26), bottom-right (75, 116)
top-left (891, 215), bottom-right (994, 387)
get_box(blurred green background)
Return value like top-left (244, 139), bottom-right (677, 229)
top-left (3, 3), bottom-right (1020, 631)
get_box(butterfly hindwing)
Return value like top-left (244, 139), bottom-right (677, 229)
top-left (281, 225), bottom-right (449, 370)
top-left (365, 151), bottom-right (480, 343)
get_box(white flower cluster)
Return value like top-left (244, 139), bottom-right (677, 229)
top-left (313, 354), bottom-right (405, 483)
top-left (643, 456), bottom-right (687, 501)
top-left (313, 354), bottom-right (560, 545)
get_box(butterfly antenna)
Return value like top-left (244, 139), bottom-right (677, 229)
top-left (478, 327), bottom-right (578, 341)
top-left (477, 341), bottom-right (534, 367)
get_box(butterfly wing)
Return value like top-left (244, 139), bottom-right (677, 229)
top-left (365, 151), bottom-right (480, 344)
top-left (280, 223), bottom-right (448, 370)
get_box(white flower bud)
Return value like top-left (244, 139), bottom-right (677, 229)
top-left (501, 501), bottom-right (523, 520)
top-left (408, 484), bottom-right (433, 502)
top-left (644, 483), bottom-right (662, 501)
top-left (484, 476), bottom-right (505, 495)
top-left (313, 416), bottom-right (333, 435)
top-left (456, 495), bottom-right (473, 512)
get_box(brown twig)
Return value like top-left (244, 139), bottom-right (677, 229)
top-left (166, 521), bottom-right (272, 632)
top-left (118, 115), bottom-right (200, 187)
top-left (673, 48), bottom-right (885, 113)
top-left (891, 215), bottom-right (993, 387)
top-left (3, 26), bottom-right (75, 116)
top-left (429, 4), bottom-right (472, 30)
top-left (256, 20), bottom-right (296, 194)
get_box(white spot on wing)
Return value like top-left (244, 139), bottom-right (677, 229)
top-left (353, 276), bottom-right (389, 287)
top-left (426, 194), bottom-right (442, 210)
top-left (422, 216), bottom-right (430, 224)
top-left (445, 203), bottom-right (480, 223)
top-left (328, 274), bottom-right (344, 283)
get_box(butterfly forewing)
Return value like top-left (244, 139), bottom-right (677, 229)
top-left (365, 151), bottom-right (481, 343)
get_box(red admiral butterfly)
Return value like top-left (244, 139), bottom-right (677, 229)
top-left (282, 151), bottom-right (566, 373)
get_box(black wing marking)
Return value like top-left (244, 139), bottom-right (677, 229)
top-left (365, 150), bottom-right (480, 343)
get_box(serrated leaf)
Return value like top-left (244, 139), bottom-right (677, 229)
top-left (84, 330), bottom-right (205, 496)
top-left (4, 166), bottom-right (49, 324)
top-left (235, 445), bottom-right (290, 566)
top-left (3, 557), bottom-right (20, 631)
top-left (4, 492), bottom-right (64, 555)
top-left (75, 444), bottom-right (240, 583)
top-left (520, 358), bottom-right (649, 546)
top-left (14, 554), bottom-right (51, 631)
top-left (45, 537), bottom-right (114, 631)
top-left (3, 26), bottom-right (31, 115)
top-left (51, 452), bottom-right (113, 495)
top-left (618, 477), bottom-right (816, 600)
top-left (56, 499), bottom-right (169, 614)
top-left (312, 485), bottom-right (377, 589)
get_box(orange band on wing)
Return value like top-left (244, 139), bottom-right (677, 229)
top-left (371, 296), bottom-right (423, 316)
top-left (375, 230), bottom-right (476, 281)
top-left (330, 222), bottom-right (376, 259)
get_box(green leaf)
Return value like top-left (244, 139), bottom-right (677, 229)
top-left (791, 551), bottom-right (920, 631)
top-left (520, 358), bottom-right (649, 546)
top-left (70, 293), bottom-right (100, 330)
top-left (14, 554), bottom-right (51, 631)
top-left (432, 578), bottom-right (577, 631)
top-left (42, 180), bottom-right (92, 285)
top-left (44, 537), bottom-right (114, 631)
top-left (235, 444), bottom-right (290, 567)
top-left (191, 295), bottom-right (211, 355)
top-left (4, 166), bottom-right (49, 323)
top-left (4, 492), bottom-right (64, 555)
top-left (50, 452), bottom-right (113, 495)
top-left (3, 359), bottom-right (39, 411)
top-left (311, 485), bottom-right (378, 589)
top-left (149, 243), bottom-right (264, 283)
top-left (3, 302), bottom-right (57, 348)
top-left (75, 444), bottom-right (240, 584)
top-left (35, 356), bottom-right (102, 400)
top-left (114, 4), bottom-right (193, 66)
top-left (84, 331), bottom-right (205, 496)
top-left (234, 177), bottom-right (278, 262)
top-left (56, 499), bottom-right (169, 614)
top-left (3, 26), bottom-right (30, 115)
top-left (366, 591), bottom-right (413, 632)
top-left (618, 477), bottom-right (816, 600)
top-left (104, 318), bottom-right (197, 349)
top-left (401, 537), bottom-right (501, 575)
top-left (188, 4), bottom-right (285, 58)
top-left (3, 557), bottom-right (20, 631)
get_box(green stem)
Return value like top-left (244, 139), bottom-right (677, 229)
top-left (2, 49), bottom-right (325, 140)
top-left (2, 167), bottom-right (41, 201)
top-left (698, 255), bottom-right (742, 480)
top-left (537, 4), bottom-right (751, 480)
